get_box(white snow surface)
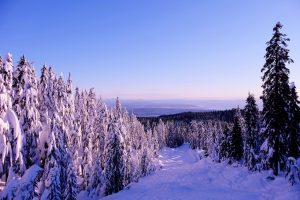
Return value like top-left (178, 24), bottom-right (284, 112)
top-left (99, 143), bottom-right (300, 200)
top-left (5, 109), bottom-right (22, 161)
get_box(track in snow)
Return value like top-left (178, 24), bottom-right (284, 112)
top-left (102, 143), bottom-right (300, 200)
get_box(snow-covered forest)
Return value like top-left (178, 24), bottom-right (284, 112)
top-left (0, 22), bottom-right (299, 199)
top-left (0, 54), bottom-right (162, 199)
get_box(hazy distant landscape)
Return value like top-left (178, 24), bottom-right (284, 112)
top-left (105, 99), bottom-right (252, 116)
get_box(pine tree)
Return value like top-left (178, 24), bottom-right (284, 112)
top-left (260, 22), bottom-right (293, 175)
top-left (229, 110), bottom-right (243, 163)
top-left (219, 124), bottom-right (231, 160)
top-left (3, 53), bottom-right (13, 103)
top-left (1, 54), bottom-right (25, 178)
top-left (287, 83), bottom-right (300, 158)
top-left (38, 65), bottom-right (50, 124)
top-left (244, 93), bottom-right (259, 170)
top-left (42, 148), bottom-right (62, 200)
top-left (156, 119), bottom-right (167, 149)
top-left (13, 56), bottom-right (41, 169)
top-left (80, 89), bottom-right (95, 190)
top-left (103, 114), bottom-right (125, 195)
top-left (72, 87), bottom-right (82, 176)
top-left (0, 73), bottom-right (10, 181)
top-left (94, 97), bottom-right (109, 170)
top-left (64, 154), bottom-right (78, 200)
top-left (38, 65), bottom-right (52, 168)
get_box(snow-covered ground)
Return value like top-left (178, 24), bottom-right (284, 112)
top-left (102, 143), bottom-right (300, 200)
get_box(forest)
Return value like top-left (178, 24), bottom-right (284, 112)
top-left (0, 22), bottom-right (299, 199)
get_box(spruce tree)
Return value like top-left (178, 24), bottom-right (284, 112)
top-left (80, 90), bottom-right (94, 190)
top-left (103, 114), bottom-right (125, 195)
top-left (2, 54), bottom-right (25, 178)
top-left (261, 22), bottom-right (293, 175)
top-left (229, 110), bottom-right (243, 163)
top-left (287, 83), bottom-right (300, 158)
top-left (219, 124), bottom-right (230, 160)
top-left (64, 154), bottom-right (78, 200)
top-left (38, 65), bottom-right (50, 125)
top-left (244, 93), bottom-right (259, 170)
top-left (42, 148), bottom-right (62, 200)
top-left (13, 56), bottom-right (41, 169)
top-left (0, 74), bottom-right (10, 181)
top-left (72, 87), bottom-right (82, 176)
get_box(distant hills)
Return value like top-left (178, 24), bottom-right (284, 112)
top-left (138, 109), bottom-right (237, 124)
top-left (104, 99), bottom-right (253, 117)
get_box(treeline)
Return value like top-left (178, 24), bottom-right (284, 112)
top-left (0, 55), bottom-right (160, 199)
top-left (139, 109), bottom-right (236, 124)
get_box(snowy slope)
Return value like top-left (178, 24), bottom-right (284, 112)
top-left (102, 144), bottom-right (300, 200)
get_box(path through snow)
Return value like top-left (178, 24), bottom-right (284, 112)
top-left (102, 143), bottom-right (300, 200)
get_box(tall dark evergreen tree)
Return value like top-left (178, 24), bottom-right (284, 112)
top-left (260, 22), bottom-right (293, 175)
top-left (229, 110), bottom-right (244, 162)
top-left (219, 124), bottom-right (231, 160)
top-left (244, 93), bottom-right (259, 170)
top-left (287, 83), bottom-right (300, 158)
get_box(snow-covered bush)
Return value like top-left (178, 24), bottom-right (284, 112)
top-left (285, 157), bottom-right (300, 185)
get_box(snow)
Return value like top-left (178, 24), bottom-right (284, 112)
top-left (1, 164), bottom-right (42, 199)
top-left (290, 82), bottom-right (295, 89)
top-left (99, 143), bottom-right (300, 200)
top-left (5, 109), bottom-right (22, 161)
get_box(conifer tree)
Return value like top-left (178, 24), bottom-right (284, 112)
top-left (156, 119), bottom-right (167, 149)
top-left (103, 114), bottom-right (125, 195)
top-left (72, 87), bottom-right (82, 176)
top-left (13, 56), bottom-right (41, 169)
top-left (0, 74), bottom-right (10, 181)
top-left (3, 53), bottom-right (13, 102)
top-left (80, 89), bottom-right (94, 190)
top-left (38, 65), bottom-right (50, 124)
top-left (287, 83), bottom-right (300, 158)
top-left (1, 54), bottom-right (25, 178)
top-left (42, 147), bottom-right (62, 200)
top-left (38, 65), bottom-right (51, 168)
top-left (219, 124), bottom-right (231, 160)
top-left (94, 97), bottom-right (109, 169)
top-left (261, 22), bottom-right (293, 175)
top-left (64, 154), bottom-right (78, 200)
top-left (229, 110), bottom-right (243, 163)
top-left (244, 93), bottom-right (259, 170)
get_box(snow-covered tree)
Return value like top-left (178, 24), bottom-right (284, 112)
top-left (219, 124), bottom-right (231, 161)
top-left (0, 73), bottom-right (10, 181)
top-left (287, 83), bottom-right (300, 158)
top-left (42, 147), bottom-right (62, 200)
top-left (94, 97), bottom-right (109, 169)
top-left (260, 22), bottom-right (293, 175)
top-left (156, 119), bottom-right (167, 149)
top-left (0, 54), bottom-right (24, 180)
top-left (244, 93), bottom-right (259, 170)
top-left (13, 55), bottom-right (41, 169)
top-left (3, 53), bottom-right (13, 102)
top-left (72, 87), bottom-right (82, 175)
top-left (1, 164), bottom-right (43, 200)
top-left (80, 89), bottom-right (94, 190)
top-left (229, 110), bottom-right (244, 163)
top-left (64, 154), bottom-right (78, 200)
top-left (38, 65), bottom-right (52, 168)
top-left (103, 114), bottom-right (125, 195)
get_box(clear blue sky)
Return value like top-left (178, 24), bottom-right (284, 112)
top-left (0, 0), bottom-right (299, 100)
